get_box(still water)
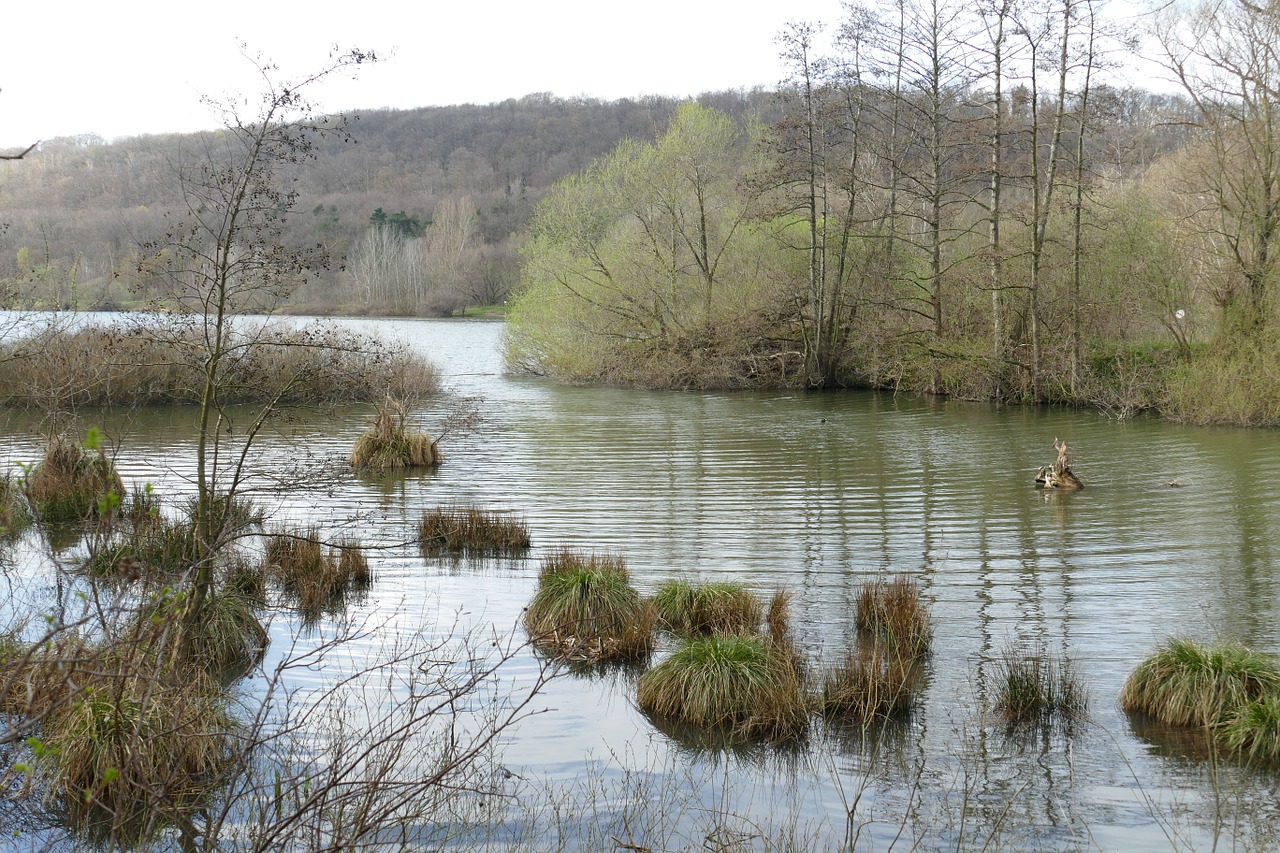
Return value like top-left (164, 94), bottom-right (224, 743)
top-left (4, 316), bottom-right (1280, 851)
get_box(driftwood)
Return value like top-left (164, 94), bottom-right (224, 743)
top-left (1035, 438), bottom-right (1083, 490)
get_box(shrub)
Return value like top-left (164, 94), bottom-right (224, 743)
top-left (525, 550), bottom-right (654, 661)
top-left (652, 579), bottom-right (764, 636)
top-left (990, 643), bottom-right (1088, 728)
top-left (418, 504), bottom-right (531, 555)
top-left (855, 575), bottom-right (932, 659)
top-left (25, 434), bottom-right (124, 525)
top-left (350, 397), bottom-right (440, 472)
top-left (637, 633), bottom-right (807, 741)
top-left (1120, 637), bottom-right (1280, 728)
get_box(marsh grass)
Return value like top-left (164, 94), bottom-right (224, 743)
top-left (855, 575), bottom-right (932, 659)
top-left (41, 671), bottom-right (238, 840)
top-left (350, 397), bottom-right (440, 472)
top-left (990, 643), bottom-right (1088, 728)
top-left (1120, 637), bottom-right (1280, 728)
top-left (819, 643), bottom-right (918, 725)
top-left (0, 472), bottom-right (31, 539)
top-left (264, 528), bottom-right (373, 621)
top-left (652, 579), bottom-right (764, 636)
top-left (25, 434), bottom-right (123, 525)
top-left (525, 550), bottom-right (654, 661)
top-left (418, 504), bottom-right (531, 555)
top-left (637, 633), bottom-right (807, 742)
top-left (1221, 694), bottom-right (1280, 763)
top-left (0, 322), bottom-right (442, 408)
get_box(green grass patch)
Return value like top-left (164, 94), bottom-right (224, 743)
top-left (1120, 637), bottom-right (1280, 728)
top-left (637, 633), bottom-right (807, 741)
top-left (525, 550), bottom-right (654, 662)
top-left (350, 397), bottom-right (440, 472)
top-left (652, 579), bottom-right (764, 636)
top-left (1221, 694), bottom-right (1280, 763)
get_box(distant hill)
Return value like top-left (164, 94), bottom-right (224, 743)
top-left (0, 89), bottom-right (778, 314)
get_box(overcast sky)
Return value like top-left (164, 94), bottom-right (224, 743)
top-left (1, 0), bottom-right (850, 150)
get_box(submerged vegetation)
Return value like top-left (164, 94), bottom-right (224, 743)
top-left (263, 528), bottom-right (373, 622)
top-left (990, 643), bottom-right (1088, 729)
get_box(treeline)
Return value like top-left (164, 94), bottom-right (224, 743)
top-left (509, 0), bottom-right (1280, 425)
top-left (0, 90), bottom-right (777, 314)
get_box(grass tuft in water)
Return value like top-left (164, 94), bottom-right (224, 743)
top-left (525, 550), bottom-right (654, 662)
top-left (819, 643), bottom-right (918, 726)
top-left (1120, 636), bottom-right (1280, 728)
top-left (350, 397), bottom-right (440, 472)
top-left (652, 579), bottom-right (764, 636)
top-left (418, 504), bottom-right (531, 555)
top-left (855, 575), bottom-right (932, 659)
top-left (990, 642), bottom-right (1088, 728)
top-left (0, 472), bottom-right (32, 539)
top-left (26, 434), bottom-right (124, 525)
top-left (1221, 694), bottom-right (1280, 763)
top-left (637, 633), bottom-right (807, 741)
top-left (264, 528), bottom-right (374, 621)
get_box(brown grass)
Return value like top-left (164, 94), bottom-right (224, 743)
top-left (855, 575), bottom-right (932, 659)
top-left (350, 397), bottom-right (440, 472)
top-left (264, 528), bottom-right (374, 621)
top-left (25, 434), bottom-right (124, 525)
top-left (418, 504), bottom-right (531, 555)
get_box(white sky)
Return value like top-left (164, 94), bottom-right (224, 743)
top-left (1, 0), bottom-right (850, 150)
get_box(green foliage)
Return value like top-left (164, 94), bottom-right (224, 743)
top-left (1120, 637), bottom-right (1280, 728)
top-left (637, 633), bottom-right (807, 741)
top-left (525, 550), bottom-right (654, 661)
top-left (369, 207), bottom-right (424, 239)
top-left (652, 579), bottom-right (764, 636)
top-left (1163, 332), bottom-right (1280, 427)
top-left (1221, 694), bottom-right (1280, 763)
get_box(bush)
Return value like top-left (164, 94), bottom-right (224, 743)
top-left (525, 550), bottom-right (654, 661)
top-left (819, 645), bottom-right (918, 725)
top-left (1120, 637), bottom-right (1280, 728)
top-left (264, 528), bottom-right (373, 621)
top-left (637, 633), bottom-right (807, 741)
top-left (652, 579), bottom-right (763, 636)
top-left (418, 504), bottom-right (531, 555)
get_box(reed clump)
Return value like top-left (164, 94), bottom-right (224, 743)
top-left (0, 322), bottom-right (441, 408)
top-left (1221, 694), bottom-right (1280, 763)
top-left (1120, 637), bottom-right (1280, 729)
top-left (418, 504), bottom-right (531, 555)
top-left (819, 643), bottom-right (918, 725)
top-left (637, 633), bottom-right (808, 741)
top-left (525, 549), bottom-right (654, 662)
top-left (264, 528), bottom-right (373, 621)
top-left (350, 397), bottom-right (440, 472)
top-left (25, 434), bottom-right (123, 525)
top-left (990, 643), bottom-right (1088, 728)
top-left (0, 472), bottom-right (31, 539)
top-left (652, 579), bottom-right (764, 636)
top-left (855, 575), bottom-right (932, 659)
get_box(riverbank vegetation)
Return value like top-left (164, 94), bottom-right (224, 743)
top-left (505, 0), bottom-right (1280, 427)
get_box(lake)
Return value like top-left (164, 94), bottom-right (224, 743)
top-left (3, 316), bottom-right (1280, 851)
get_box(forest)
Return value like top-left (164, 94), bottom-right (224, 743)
top-left (5, 0), bottom-right (1280, 424)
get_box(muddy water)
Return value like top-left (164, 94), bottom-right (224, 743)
top-left (3, 316), bottom-right (1280, 850)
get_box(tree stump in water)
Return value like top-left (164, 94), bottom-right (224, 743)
top-left (1035, 438), bottom-right (1083, 490)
